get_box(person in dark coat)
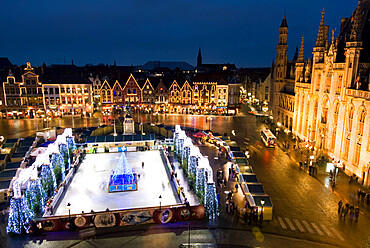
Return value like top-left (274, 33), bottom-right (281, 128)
top-left (354, 206), bottom-right (360, 223)
top-left (338, 200), bottom-right (343, 215)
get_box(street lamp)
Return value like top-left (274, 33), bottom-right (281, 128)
top-left (67, 202), bottom-right (72, 230)
top-left (260, 200), bottom-right (265, 221)
top-left (159, 195), bottom-right (162, 211)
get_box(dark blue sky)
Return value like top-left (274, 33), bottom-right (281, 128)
top-left (0, 0), bottom-right (357, 68)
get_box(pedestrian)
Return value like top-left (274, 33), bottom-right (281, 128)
top-left (138, 174), bottom-right (140, 180)
top-left (357, 189), bottom-right (361, 201)
top-left (225, 200), bottom-right (229, 214)
top-left (338, 200), bottom-right (343, 215)
top-left (349, 205), bottom-right (355, 223)
top-left (354, 206), bottom-right (360, 223)
top-left (299, 161), bottom-right (302, 169)
top-left (229, 167), bottom-right (232, 178)
top-left (228, 191), bottom-right (233, 201)
top-left (142, 161), bottom-right (144, 168)
top-left (343, 203), bottom-right (349, 219)
top-left (235, 183), bottom-right (239, 193)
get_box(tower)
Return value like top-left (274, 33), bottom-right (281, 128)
top-left (197, 48), bottom-right (202, 67)
top-left (274, 16), bottom-right (288, 82)
top-left (344, 1), bottom-right (364, 89)
top-left (295, 35), bottom-right (305, 82)
top-left (313, 9), bottom-right (329, 63)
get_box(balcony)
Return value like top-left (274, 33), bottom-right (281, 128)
top-left (346, 88), bottom-right (370, 100)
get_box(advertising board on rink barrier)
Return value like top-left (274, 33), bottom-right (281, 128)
top-left (31, 204), bottom-right (205, 233)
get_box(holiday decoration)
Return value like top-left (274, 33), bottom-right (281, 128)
top-left (51, 152), bottom-right (65, 184)
top-left (40, 164), bottom-right (57, 199)
top-left (205, 182), bottom-right (218, 219)
top-left (24, 179), bottom-right (46, 217)
top-left (6, 197), bottom-right (33, 234)
top-left (109, 152), bottom-right (137, 192)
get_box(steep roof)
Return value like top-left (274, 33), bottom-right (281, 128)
top-left (280, 16), bottom-right (288, 28)
top-left (141, 61), bottom-right (195, 71)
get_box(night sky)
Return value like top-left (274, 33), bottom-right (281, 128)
top-left (0, 0), bottom-right (357, 68)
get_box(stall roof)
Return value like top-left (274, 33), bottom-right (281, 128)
top-left (246, 183), bottom-right (265, 194)
top-left (235, 158), bottom-right (248, 165)
top-left (4, 162), bottom-right (21, 170)
top-left (0, 169), bottom-right (17, 180)
top-left (11, 152), bottom-right (26, 158)
top-left (86, 134), bottom-right (156, 143)
top-left (0, 180), bottom-right (11, 190)
top-left (4, 139), bottom-right (18, 144)
top-left (232, 151), bottom-right (245, 158)
top-left (16, 146), bottom-right (30, 153)
top-left (230, 146), bottom-right (241, 152)
top-left (0, 154), bottom-right (7, 161)
top-left (1, 143), bottom-right (15, 148)
top-left (242, 173), bottom-right (258, 183)
top-left (252, 195), bottom-right (272, 207)
top-left (19, 140), bottom-right (34, 147)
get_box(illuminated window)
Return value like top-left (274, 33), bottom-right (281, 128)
top-left (348, 105), bottom-right (354, 132)
top-left (357, 108), bottom-right (365, 136)
top-left (354, 139), bottom-right (361, 166)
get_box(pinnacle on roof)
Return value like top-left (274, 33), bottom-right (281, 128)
top-left (298, 35), bottom-right (305, 63)
top-left (315, 8), bottom-right (328, 47)
top-left (280, 16), bottom-right (288, 28)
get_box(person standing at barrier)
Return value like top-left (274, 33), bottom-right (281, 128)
top-left (338, 200), bottom-right (343, 215)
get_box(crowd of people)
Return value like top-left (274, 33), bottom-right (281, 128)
top-left (337, 200), bottom-right (360, 223)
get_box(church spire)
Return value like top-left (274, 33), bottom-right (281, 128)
top-left (315, 8), bottom-right (329, 48)
top-left (298, 35), bottom-right (304, 63)
top-left (280, 15), bottom-right (288, 28)
top-left (197, 47), bottom-right (202, 67)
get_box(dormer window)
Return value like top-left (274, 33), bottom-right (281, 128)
top-left (8, 78), bottom-right (14, 84)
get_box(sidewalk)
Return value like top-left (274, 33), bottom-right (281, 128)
top-left (278, 136), bottom-right (370, 218)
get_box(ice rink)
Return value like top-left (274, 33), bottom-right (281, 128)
top-left (53, 151), bottom-right (180, 216)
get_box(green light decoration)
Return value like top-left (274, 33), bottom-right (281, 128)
top-left (6, 197), bottom-right (33, 234)
top-left (40, 164), bottom-right (57, 199)
top-left (205, 183), bottom-right (218, 219)
top-left (51, 153), bottom-right (66, 184)
top-left (24, 179), bottom-right (47, 218)
top-left (59, 143), bottom-right (70, 171)
top-left (66, 136), bottom-right (76, 165)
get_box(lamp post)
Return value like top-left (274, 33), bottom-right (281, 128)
top-left (260, 200), bottom-right (265, 221)
top-left (159, 195), bottom-right (162, 211)
top-left (67, 202), bottom-right (72, 230)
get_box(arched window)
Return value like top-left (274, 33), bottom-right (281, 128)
top-left (357, 108), bottom-right (366, 136)
top-left (347, 105), bottom-right (354, 132)
top-left (354, 138), bottom-right (361, 166)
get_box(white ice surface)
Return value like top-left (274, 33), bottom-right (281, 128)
top-left (53, 151), bottom-right (179, 216)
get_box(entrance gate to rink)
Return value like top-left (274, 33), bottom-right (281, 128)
top-left (32, 204), bottom-right (205, 233)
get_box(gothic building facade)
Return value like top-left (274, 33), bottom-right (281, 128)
top-left (282, 0), bottom-right (370, 186)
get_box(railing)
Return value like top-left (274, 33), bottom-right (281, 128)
top-left (346, 88), bottom-right (370, 100)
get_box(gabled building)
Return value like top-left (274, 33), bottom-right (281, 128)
top-left (122, 74), bottom-right (142, 105)
top-left (141, 78), bottom-right (156, 106)
top-left (153, 78), bottom-right (170, 113)
top-left (169, 80), bottom-right (181, 105)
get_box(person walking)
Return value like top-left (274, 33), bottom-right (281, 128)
top-left (354, 206), bottom-right (360, 223)
top-left (349, 205), bottom-right (355, 223)
top-left (142, 161), bottom-right (144, 169)
top-left (225, 200), bottom-right (230, 214)
top-left (343, 203), bottom-right (349, 220)
top-left (338, 200), bottom-right (343, 215)
top-left (235, 183), bottom-right (239, 193)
